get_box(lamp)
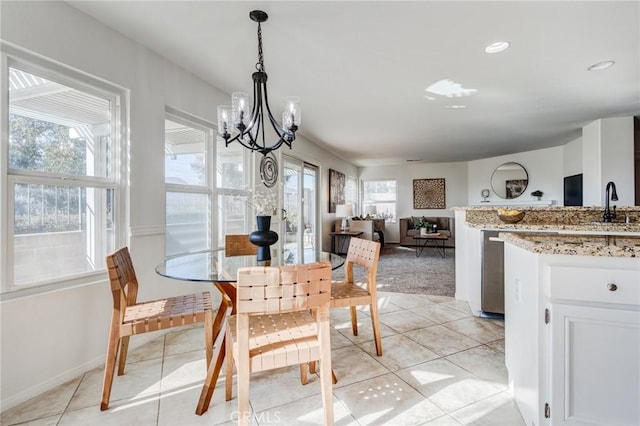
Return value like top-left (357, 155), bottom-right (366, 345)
top-left (365, 205), bottom-right (377, 219)
top-left (335, 204), bottom-right (353, 232)
top-left (217, 10), bottom-right (300, 156)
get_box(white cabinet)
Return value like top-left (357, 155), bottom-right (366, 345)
top-left (549, 303), bottom-right (639, 425)
top-left (504, 244), bottom-right (640, 426)
top-left (546, 263), bottom-right (640, 425)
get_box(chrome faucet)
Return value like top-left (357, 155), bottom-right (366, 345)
top-left (602, 181), bottom-right (619, 222)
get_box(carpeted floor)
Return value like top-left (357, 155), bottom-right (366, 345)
top-left (333, 243), bottom-right (455, 297)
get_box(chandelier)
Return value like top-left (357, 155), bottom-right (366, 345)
top-left (217, 10), bottom-right (300, 156)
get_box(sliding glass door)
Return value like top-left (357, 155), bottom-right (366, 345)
top-left (282, 156), bottom-right (318, 262)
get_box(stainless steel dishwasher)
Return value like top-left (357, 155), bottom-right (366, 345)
top-left (481, 230), bottom-right (504, 316)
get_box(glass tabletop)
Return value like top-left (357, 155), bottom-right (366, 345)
top-left (156, 248), bottom-right (345, 283)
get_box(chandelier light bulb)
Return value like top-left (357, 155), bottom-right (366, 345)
top-left (232, 92), bottom-right (250, 129)
top-left (217, 105), bottom-right (232, 136)
top-left (285, 96), bottom-right (301, 127)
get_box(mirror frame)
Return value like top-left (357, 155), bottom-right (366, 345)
top-left (490, 162), bottom-right (529, 199)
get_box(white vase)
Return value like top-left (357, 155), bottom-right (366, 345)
top-left (420, 228), bottom-right (427, 236)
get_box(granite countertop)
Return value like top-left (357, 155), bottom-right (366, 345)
top-left (453, 205), bottom-right (640, 235)
top-left (452, 206), bottom-right (640, 212)
top-left (500, 232), bottom-right (640, 257)
top-left (465, 221), bottom-right (640, 234)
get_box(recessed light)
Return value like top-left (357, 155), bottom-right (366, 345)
top-left (485, 41), bottom-right (510, 54)
top-left (587, 60), bottom-right (615, 71)
top-left (445, 105), bottom-right (467, 109)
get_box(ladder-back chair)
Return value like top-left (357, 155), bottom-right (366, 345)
top-left (331, 237), bottom-right (382, 356)
top-left (101, 247), bottom-right (214, 410)
top-left (224, 263), bottom-right (334, 426)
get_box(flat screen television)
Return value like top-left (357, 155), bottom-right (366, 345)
top-left (564, 173), bottom-right (583, 206)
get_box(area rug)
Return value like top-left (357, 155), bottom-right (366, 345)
top-left (332, 244), bottom-right (455, 297)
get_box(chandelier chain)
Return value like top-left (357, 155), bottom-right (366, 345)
top-left (256, 22), bottom-right (264, 72)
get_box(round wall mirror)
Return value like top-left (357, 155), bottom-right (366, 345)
top-left (490, 162), bottom-right (529, 199)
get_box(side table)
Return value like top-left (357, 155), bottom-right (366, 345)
top-left (330, 231), bottom-right (363, 255)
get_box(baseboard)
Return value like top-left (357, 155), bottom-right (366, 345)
top-left (0, 356), bottom-right (103, 412)
top-left (0, 333), bottom-right (162, 412)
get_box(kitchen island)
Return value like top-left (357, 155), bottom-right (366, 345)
top-left (502, 232), bottom-right (639, 426)
top-left (452, 206), bottom-right (640, 315)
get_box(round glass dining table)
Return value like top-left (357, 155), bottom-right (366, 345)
top-left (156, 248), bottom-right (344, 283)
top-left (155, 248), bottom-right (344, 415)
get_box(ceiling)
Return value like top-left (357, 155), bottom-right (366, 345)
top-left (66, 1), bottom-right (640, 167)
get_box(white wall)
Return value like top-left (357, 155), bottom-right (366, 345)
top-left (562, 136), bottom-right (583, 177)
top-left (467, 146), bottom-right (564, 205)
top-left (583, 120), bottom-right (603, 206)
top-left (358, 162), bottom-right (468, 243)
top-left (0, 1), bottom-right (353, 409)
top-left (583, 117), bottom-right (635, 206)
top-left (601, 117), bottom-right (635, 205)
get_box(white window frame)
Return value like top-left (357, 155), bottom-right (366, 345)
top-left (0, 46), bottom-right (127, 297)
top-left (164, 108), bottom-right (215, 256)
top-left (214, 133), bottom-right (253, 248)
top-left (361, 178), bottom-right (398, 223)
top-left (346, 175), bottom-right (358, 216)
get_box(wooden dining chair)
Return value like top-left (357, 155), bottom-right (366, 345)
top-left (225, 234), bottom-right (257, 256)
top-left (331, 237), bottom-right (383, 356)
top-left (224, 263), bottom-right (334, 426)
top-left (101, 247), bottom-right (214, 410)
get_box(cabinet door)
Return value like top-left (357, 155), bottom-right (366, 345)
top-left (550, 304), bottom-right (639, 425)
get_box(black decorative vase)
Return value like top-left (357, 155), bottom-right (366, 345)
top-left (249, 215), bottom-right (279, 261)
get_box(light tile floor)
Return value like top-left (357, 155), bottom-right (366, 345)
top-left (1, 292), bottom-right (525, 426)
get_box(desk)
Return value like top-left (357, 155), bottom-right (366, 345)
top-left (155, 249), bottom-right (344, 415)
top-left (413, 234), bottom-right (448, 258)
top-left (330, 231), bottom-right (363, 255)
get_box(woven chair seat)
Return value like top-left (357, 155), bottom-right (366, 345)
top-left (330, 282), bottom-right (371, 307)
top-left (122, 292), bottom-right (213, 335)
top-left (228, 311), bottom-right (319, 371)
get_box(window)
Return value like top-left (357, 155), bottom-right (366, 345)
top-left (362, 179), bottom-right (397, 222)
top-left (215, 136), bottom-right (250, 248)
top-left (2, 58), bottom-right (124, 294)
top-left (164, 111), bottom-right (213, 256)
top-left (164, 111), bottom-right (250, 255)
top-left (346, 175), bottom-right (358, 215)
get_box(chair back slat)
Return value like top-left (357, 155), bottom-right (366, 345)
top-left (225, 234), bottom-right (258, 256)
top-left (345, 237), bottom-right (380, 269)
top-left (344, 238), bottom-right (381, 292)
top-left (106, 247), bottom-right (139, 310)
top-left (236, 262), bottom-right (332, 314)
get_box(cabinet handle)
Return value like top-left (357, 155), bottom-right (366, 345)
top-left (607, 283), bottom-right (618, 292)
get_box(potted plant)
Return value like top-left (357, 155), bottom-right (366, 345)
top-left (531, 190), bottom-right (543, 200)
top-left (414, 218), bottom-right (433, 236)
